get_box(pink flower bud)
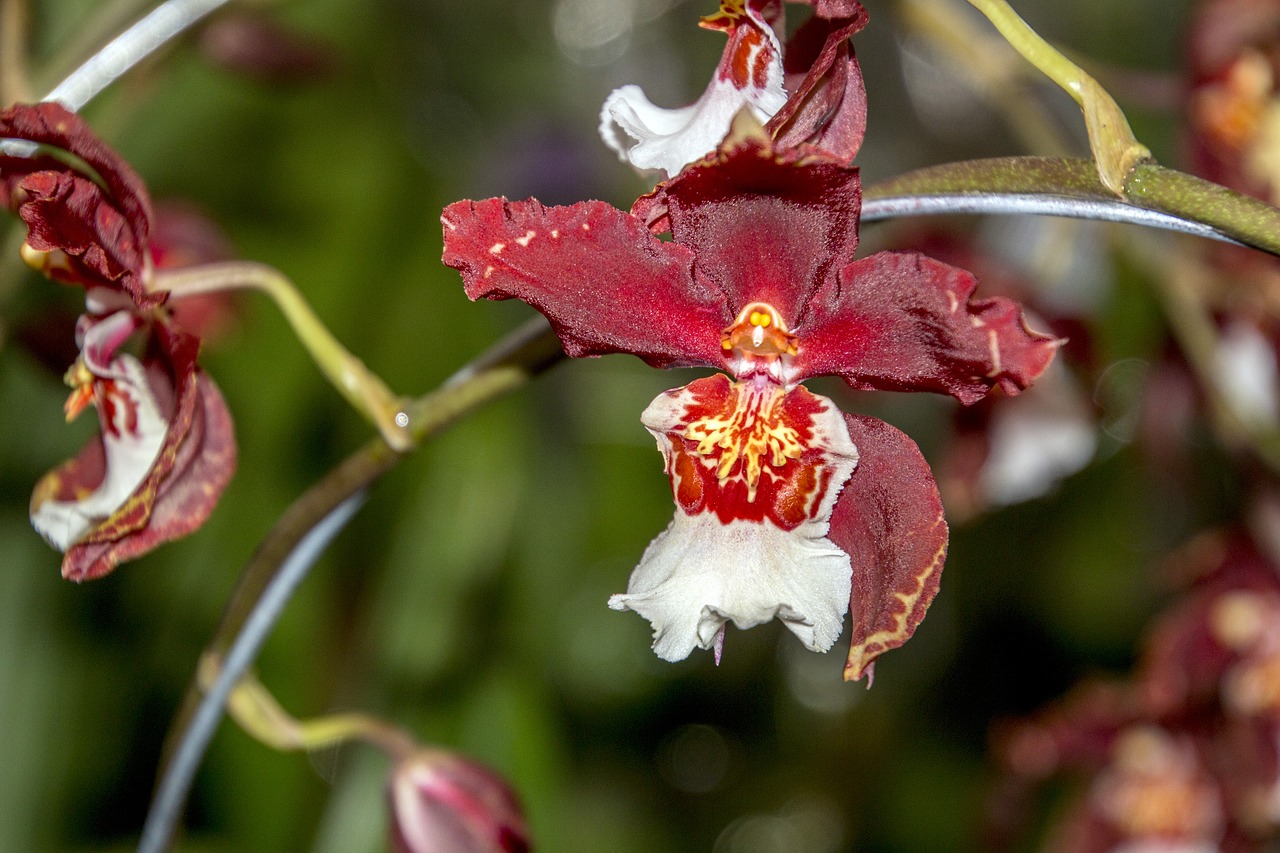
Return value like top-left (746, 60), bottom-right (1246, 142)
top-left (388, 750), bottom-right (530, 853)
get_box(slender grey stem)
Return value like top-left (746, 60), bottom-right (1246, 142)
top-left (860, 193), bottom-right (1249, 247)
top-left (135, 493), bottom-right (365, 853)
top-left (44, 0), bottom-right (229, 110)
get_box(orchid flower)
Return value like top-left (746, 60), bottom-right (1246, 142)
top-left (443, 119), bottom-right (1057, 681)
top-left (600, 0), bottom-right (869, 178)
top-left (1, 102), bottom-right (236, 581)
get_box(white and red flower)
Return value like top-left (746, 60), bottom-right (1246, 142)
top-left (1, 102), bottom-right (235, 581)
top-left (443, 124), bottom-right (1057, 681)
top-left (600, 0), bottom-right (870, 177)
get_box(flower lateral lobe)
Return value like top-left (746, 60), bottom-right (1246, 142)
top-left (609, 374), bottom-right (858, 661)
top-left (831, 414), bottom-right (947, 683)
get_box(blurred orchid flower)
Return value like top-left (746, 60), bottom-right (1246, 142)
top-left (1, 102), bottom-right (235, 581)
top-left (388, 749), bottom-right (530, 853)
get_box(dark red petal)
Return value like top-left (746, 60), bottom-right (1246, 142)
top-left (0, 103), bottom-right (153, 242)
top-left (797, 251), bottom-right (1060, 403)
top-left (830, 414), bottom-right (947, 683)
top-left (641, 138), bottom-right (861, 329)
top-left (766, 3), bottom-right (869, 162)
top-left (18, 171), bottom-right (157, 305)
top-left (442, 197), bottom-right (729, 369)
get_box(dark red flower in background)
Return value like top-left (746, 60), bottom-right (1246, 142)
top-left (1, 102), bottom-right (235, 581)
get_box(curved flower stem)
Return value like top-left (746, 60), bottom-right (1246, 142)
top-left (42, 0), bottom-right (231, 111)
top-left (150, 261), bottom-right (415, 451)
top-left (145, 317), bottom-right (562, 851)
top-left (197, 657), bottom-right (417, 759)
top-left (863, 157), bottom-right (1280, 257)
top-left (138, 491), bottom-right (365, 853)
top-left (965, 0), bottom-right (1150, 195)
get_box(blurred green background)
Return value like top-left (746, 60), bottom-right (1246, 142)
top-left (0, 0), bottom-right (1241, 850)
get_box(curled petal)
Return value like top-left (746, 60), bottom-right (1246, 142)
top-left (609, 376), bottom-right (859, 660)
top-left (767, 2), bottom-right (869, 161)
top-left (443, 197), bottom-right (729, 369)
top-left (830, 414), bottom-right (947, 683)
top-left (30, 351), bottom-right (167, 554)
top-left (0, 103), bottom-right (153, 236)
top-left (61, 370), bottom-right (236, 581)
top-left (797, 251), bottom-right (1061, 403)
top-left (599, 0), bottom-right (786, 177)
top-left (0, 103), bottom-right (158, 306)
top-left (31, 320), bottom-right (236, 581)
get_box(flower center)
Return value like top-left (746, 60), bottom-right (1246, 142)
top-left (720, 301), bottom-right (798, 383)
top-left (683, 380), bottom-right (804, 502)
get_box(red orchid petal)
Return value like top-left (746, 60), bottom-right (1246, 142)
top-left (767, 3), bottom-right (869, 162)
top-left (639, 139), bottom-right (861, 329)
top-left (17, 171), bottom-right (159, 306)
top-left (443, 197), bottom-right (730, 369)
top-left (830, 414), bottom-right (947, 683)
top-left (797, 251), bottom-right (1060, 403)
top-left (0, 103), bottom-right (153, 241)
top-left (0, 103), bottom-right (158, 307)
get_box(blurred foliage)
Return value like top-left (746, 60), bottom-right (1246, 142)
top-left (0, 0), bottom-right (1261, 850)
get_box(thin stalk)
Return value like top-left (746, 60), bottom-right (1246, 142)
top-left (151, 261), bottom-right (414, 451)
top-left (43, 0), bottom-right (231, 111)
top-left (136, 492), bottom-right (366, 853)
top-left (146, 317), bottom-right (562, 851)
top-left (965, 0), bottom-right (1150, 194)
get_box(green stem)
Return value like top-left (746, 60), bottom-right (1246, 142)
top-left (863, 156), bottom-right (1280, 257)
top-left (150, 261), bottom-right (415, 451)
top-left (965, 0), bottom-right (1151, 194)
top-left (198, 655), bottom-right (417, 759)
top-left (158, 316), bottom-right (562, 782)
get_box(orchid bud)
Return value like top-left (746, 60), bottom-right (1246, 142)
top-left (388, 749), bottom-right (530, 853)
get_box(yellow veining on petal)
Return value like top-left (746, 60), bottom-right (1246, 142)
top-left (699, 0), bottom-right (749, 31)
top-left (844, 518), bottom-right (948, 682)
top-left (683, 382), bottom-right (804, 502)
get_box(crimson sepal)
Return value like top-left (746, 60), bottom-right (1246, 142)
top-left (0, 102), bottom-right (159, 307)
top-left (41, 320), bottom-right (236, 581)
top-left (442, 197), bottom-right (730, 369)
top-left (831, 413), bottom-right (947, 683)
top-left (633, 137), bottom-right (861, 327)
top-left (797, 251), bottom-right (1061, 403)
top-left (768, 1), bottom-right (869, 162)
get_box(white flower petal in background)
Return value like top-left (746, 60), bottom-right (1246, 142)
top-left (599, 3), bottom-right (786, 177)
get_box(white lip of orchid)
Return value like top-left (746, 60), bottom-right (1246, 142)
top-left (608, 512), bottom-right (854, 661)
top-left (610, 382), bottom-right (859, 662)
top-left (31, 351), bottom-right (167, 551)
